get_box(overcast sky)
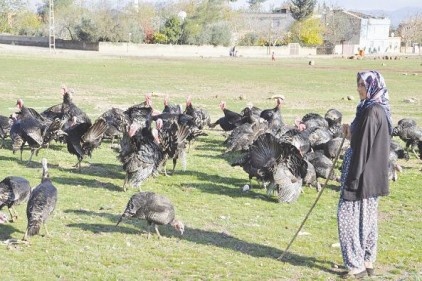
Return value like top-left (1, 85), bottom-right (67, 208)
top-left (233, 0), bottom-right (422, 11)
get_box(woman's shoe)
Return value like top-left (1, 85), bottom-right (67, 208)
top-left (341, 269), bottom-right (367, 279)
top-left (366, 268), bottom-right (375, 276)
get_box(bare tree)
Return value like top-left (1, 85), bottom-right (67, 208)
top-left (397, 13), bottom-right (422, 53)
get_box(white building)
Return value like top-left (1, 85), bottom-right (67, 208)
top-left (330, 10), bottom-right (401, 55)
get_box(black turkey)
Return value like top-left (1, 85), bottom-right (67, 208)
top-left (41, 103), bottom-right (63, 122)
top-left (324, 108), bottom-right (343, 138)
top-left (12, 99), bottom-right (60, 162)
top-left (0, 114), bottom-right (12, 148)
top-left (322, 137), bottom-right (349, 160)
top-left (154, 117), bottom-right (191, 175)
top-left (124, 103), bottom-right (154, 130)
top-left (231, 133), bottom-right (307, 202)
top-left (271, 143), bottom-right (307, 203)
top-left (259, 97), bottom-right (284, 133)
top-left (0, 176), bottom-right (31, 222)
top-left (162, 96), bottom-right (182, 114)
top-left (23, 158), bottom-right (58, 240)
top-left (183, 96), bottom-right (211, 130)
top-left (99, 107), bottom-right (130, 145)
top-left (304, 150), bottom-right (339, 187)
top-left (209, 101), bottom-right (242, 131)
top-left (64, 117), bottom-right (108, 171)
top-left (116, 191), bottom-right (184, 238)
top-left (388, 140), bottom-right (410, 181)
top-left (224, 119), bottom-right (268, 153)
top-left (301, 113), bottom-right (329, 129)
top-left (392, 119), bottom-right (422, 159)
top-left (60, 88), bottom-right (91, 130)
top-left (118, 122), bottom-right (164, 191)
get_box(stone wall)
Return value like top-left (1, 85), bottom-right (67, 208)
top-left (0, 35), bottom-right (99, 51)
top-left (98, 42), bottom-right (317, 58)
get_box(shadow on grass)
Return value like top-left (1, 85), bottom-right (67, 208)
top-left (0, 223), bottom-right (24, 239)
top-left (59, 162), bottom-right (123, 178)
top-left (0, 154), bottom-right (62, 169)
top-left (53, 176), bottom-right (122, 192)
top-left (64, 208), bottom-right (337, 275)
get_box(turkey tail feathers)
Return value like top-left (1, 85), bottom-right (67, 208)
top-left (82, 118), bottom-right (108, 144)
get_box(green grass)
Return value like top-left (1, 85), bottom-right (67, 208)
top-left (0, 51), bottom-right (421, 280)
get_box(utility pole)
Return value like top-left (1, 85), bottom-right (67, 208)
top-left (49, 0), bottom-right (55, 51)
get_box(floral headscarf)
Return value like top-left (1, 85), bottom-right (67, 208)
top-left (351, 71), bottom-right (393, 134)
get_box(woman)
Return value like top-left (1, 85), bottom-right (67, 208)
top-left (338, 71), bottom-right (392, 278)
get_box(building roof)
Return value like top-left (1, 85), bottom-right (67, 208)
top-left (337, 9), bottom-right (388, 20)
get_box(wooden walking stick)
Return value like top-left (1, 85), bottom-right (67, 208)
top-left (278, 135), bottom-right (346, 261)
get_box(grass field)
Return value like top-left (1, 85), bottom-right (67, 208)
top-left (0, 49), bottom-right (421, 280)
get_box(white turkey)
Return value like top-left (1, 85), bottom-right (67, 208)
top-left (23, 158), bottom-right (58, 241)
top-left (116, 191), bottom-right (184, 238)
top-left (0, 176), bottom-right (31, 222)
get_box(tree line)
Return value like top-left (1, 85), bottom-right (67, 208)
top-left (1, 0), bottom-right (420, 49)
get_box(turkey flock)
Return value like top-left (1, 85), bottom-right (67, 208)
top-left (0, 87), bottom-right (421, 242)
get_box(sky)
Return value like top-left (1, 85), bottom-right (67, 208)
top-left (232, 0), bottom-right (422, 11)
top-left (26, 0), bottom-right (422, 12)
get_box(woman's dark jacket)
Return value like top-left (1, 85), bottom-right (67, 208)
top-left (342, 103), bottom-right (390, 201)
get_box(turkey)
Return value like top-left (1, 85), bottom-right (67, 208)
top-left (153, 112), bottom-right (207, 149)
top-left (259, 97), bottom-right (284, 133)
top-left (0, 176), bottom-right (31, 222)
top-left (304, 150), bottom-right (339, 189)
top-left (23, 158), bottom-right (58, 240)
top-left (183, 96), bottom-right (211, 130)
top-left (99, 107), bottom-right (130, 145)
top-left (231, 133), bottom-right (307, 203)
top-left (64, 117), bottom-right (108, 171)
top-left (307, 126), bottom-right (333, 150)
top-left (41, 103), bottom-right (63, 122)
top-left (322, 137), bottom-right (349, 160)
top-left (116, 191), bottom-right (184, 239)
top-left (154, 117), bottom-right (191, 175)
top-left (209, 101), bottom-right (242, 131)
top-left (60, 88), bottom-right (91, 130)
top-left (301, 113), bottom-right (329, 129)
top-left (279, 127), bottom-right (312, 156)
top-left (324, 108), bottom-right (343, 138)
top-left (162, 96), bottom-right (182, 114)
top-left (388, 140), bottom-right (410, 181)
top-left (124, 102), bottom-right (154, 130)
top-left (271, 143), bottom-right (307, 203)
top-left (240, 104), bottom-right (262, 121)
top-left (118, 122), bottom-right (164, 191)
top-left (392, 119), bottom-right (422, 159)
top-left (224, 118), bottom-right (268, 153)
top-left (0, 114), bottom-right (12, 148)
top-left (12, 99), bottom-right (60, 162)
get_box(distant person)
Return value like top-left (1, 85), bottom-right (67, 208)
top-left (338, 70), bottom-right (392, 279)
top-left (229, 46), bottom-right (236, 57)
top-left (271, 52), bottom-right (275, 61)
